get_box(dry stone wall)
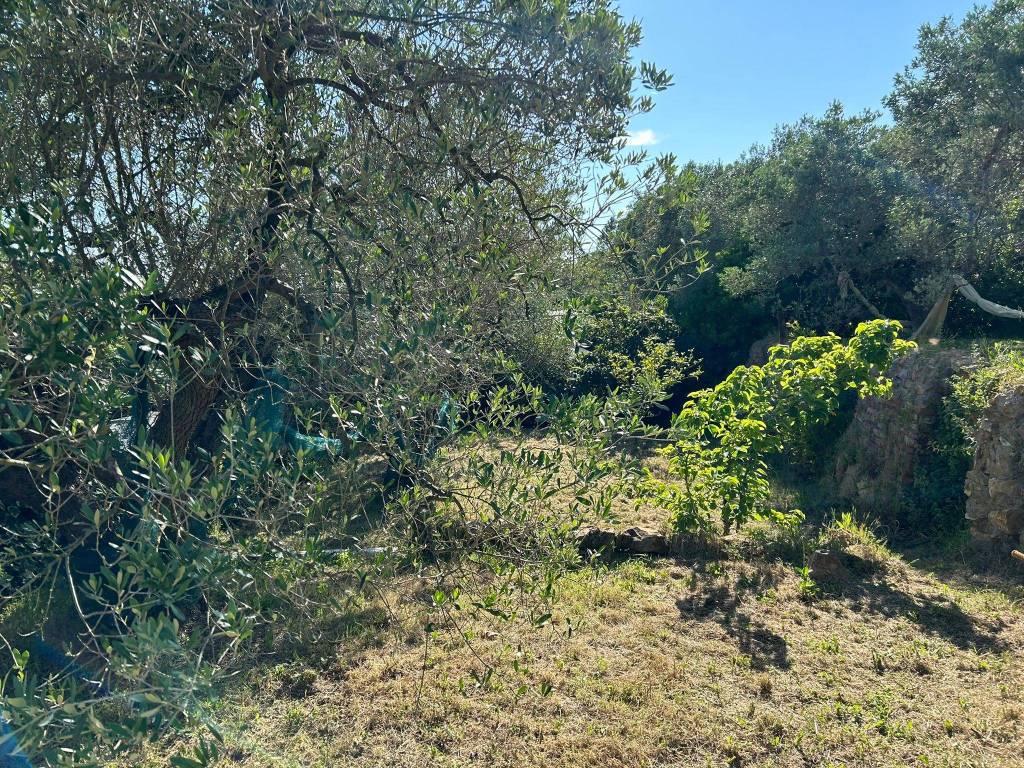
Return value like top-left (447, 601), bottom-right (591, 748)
top-left (834, 348), bottom-right (980, 511)
top-left (835, 346), bottom-right (1024, 546)
top-left (964, 387), bottom-right (1024, 544)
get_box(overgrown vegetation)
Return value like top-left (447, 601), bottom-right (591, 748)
top-left (939, 344), bottom-right (1024, 464)
top-left (645, 321), bottom-right (913, 535)
top-left (907, 342), bottom-right (1024, 534)
top-left (1, 1), bottom-right (1022, 766)
top-left (0, 2), bottom-right (676, 762)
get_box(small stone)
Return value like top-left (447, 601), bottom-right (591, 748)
top-left (618, 527), bottom-right (672, 556)
top-left (809, 550), bottom-right (851, 583)
top-left (573, 526), bottom-right (617, 554)
top-left (573, 525), bottom-right (673, 557)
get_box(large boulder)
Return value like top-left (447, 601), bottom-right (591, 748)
top-left (964, 386), bottom-right (1024, 544)
top-left (834, 347), bottom-right (980, 510)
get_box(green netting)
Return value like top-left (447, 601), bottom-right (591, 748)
top-left (111, 367), bottom-right (346, 459)
top-left (245, 369), bottom-right (346, 458)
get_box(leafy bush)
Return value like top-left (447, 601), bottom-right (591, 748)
top-left (0, 0), bottom-right (673, 763)
top-left (645, 320), bottom-right (914, 534)
top-left (668, 244), bottom-right (775, 385)
top-left (935, 344), bottom-right (1024, 463)
top-left (0, 206), bottom-right (343, 763)
top-left (567, 296), bottom-right (697, 406)
top-left (498, 298), bottom-right (578, 395)
top-left (0, 207), bottom-right (657, 766)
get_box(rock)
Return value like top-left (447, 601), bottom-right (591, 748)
top-left (834, 347), bottom-right (981, 511)
top-left (573, 526), bottom-right (617, 554)
top-left (573, 525), bottom-right (673, 557)
top-left (617, 527), bottom-right (672, 556)
top-left (808, 550), bottom-right (851, 583)
top-left (747, 332), bottom-right (784, 366)
top-left (964, 386), bottom-right (1024, 543)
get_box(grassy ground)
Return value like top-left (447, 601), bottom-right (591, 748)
top-left (127, 506), bottom-right (1024, 768)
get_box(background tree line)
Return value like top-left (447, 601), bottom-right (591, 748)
top-left (586, 0), bottom-right (1024, 386)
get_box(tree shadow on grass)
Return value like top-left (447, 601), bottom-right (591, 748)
top-left (825, 571), bottom-right (1010, 653)
top-left (897, 538), bottom-right (1024, 601)
top-left (674, 561), bottom-right (792, 671)
top-left (670, 545), bottom-right (1011, 671)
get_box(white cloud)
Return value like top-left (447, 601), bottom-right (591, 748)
top-left (622, 128), bottom-right (658, 147)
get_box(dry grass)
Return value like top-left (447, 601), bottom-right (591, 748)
top-left (127, 510), bottom-right (1024, 768)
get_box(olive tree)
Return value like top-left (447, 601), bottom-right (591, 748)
top-left (1, 0), bottom-right (666, 455)
top-left (725, 105), bottom-right (913, 329)
top-left (886, 0), bottom-right (1024, 318)
top-left (0, 2), bottom-right (667, 762)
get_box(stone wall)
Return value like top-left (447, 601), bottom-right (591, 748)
top-left (747, 331), bottom-right (783, 366)
top-left (964, 387), bottom-right (1024, 544)
top-left (834, 348), bottom-right (980, 510)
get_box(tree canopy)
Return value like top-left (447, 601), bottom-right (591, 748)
top-left (2, 1), bottom-right (1023, 764)
top-left (0, 2), bottom-right (675, 761)
top-left (598, 1), bottom-right (1024, 380)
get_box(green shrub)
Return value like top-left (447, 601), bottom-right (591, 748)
top-left (567, 295), bottom-right (697, 406)
top-left (0, 206), bottom-right (341, 763)
top-left (499, 299), bottom-right (578, 394)
top-left (668, 244), bottom-right (775, 385)
top-left (936, 344), bottom-right (1024, 463)
top-left (645, 320), bottom-right (914, 534)
top-left (0, 208), bottom-right (651, 766)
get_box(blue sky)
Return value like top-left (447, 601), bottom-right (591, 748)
top-left (616, 0), bottom-right (980, 164)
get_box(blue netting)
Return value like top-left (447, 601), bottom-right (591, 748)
top-left (245, 369), bottom-right (346, 457)
top-left (30, 639), bottom-right (109, 697)
top-left (110, 367), bottom-right (347, 459)
top-left (0, 716), bottom-right (32, 768)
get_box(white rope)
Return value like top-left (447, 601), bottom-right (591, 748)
top-left (911, 275), bottom-right (1023, 342)
top-left (953, 276), bottom-right (1024, 320)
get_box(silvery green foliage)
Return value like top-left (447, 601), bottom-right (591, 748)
top-left (0, 1), bottom-right (668, 762)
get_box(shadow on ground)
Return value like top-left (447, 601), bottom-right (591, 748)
top-left (671, 545), bottom-right (1013, 670)
top-left (835, 572), bottom-right (1010, 652)
top-left (674, 559), bottom-right (791, 670)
